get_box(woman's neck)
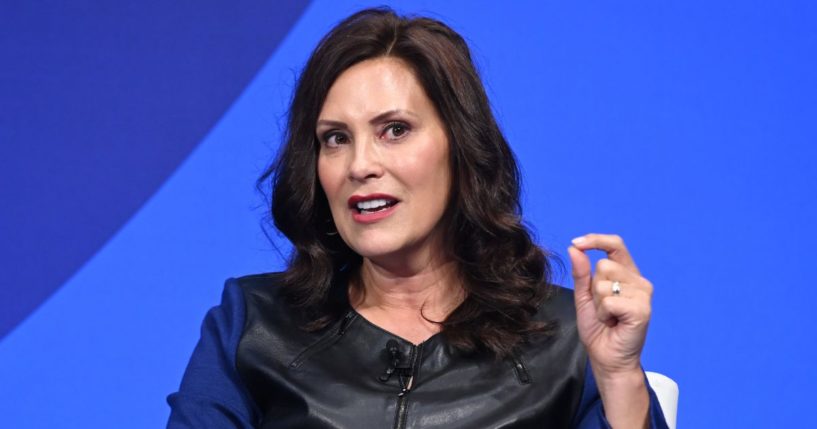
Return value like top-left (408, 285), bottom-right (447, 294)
top-left (350, 257), bottom-right (464, 344)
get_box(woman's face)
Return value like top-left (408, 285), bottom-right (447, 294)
top-left (317, 57), bottom-right (451, 267)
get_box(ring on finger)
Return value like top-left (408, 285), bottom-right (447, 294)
top-left (611, 280), bottom-right (622, 296)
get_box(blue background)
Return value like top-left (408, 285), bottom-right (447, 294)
top-left (1, 1), bottom-right (815, 427)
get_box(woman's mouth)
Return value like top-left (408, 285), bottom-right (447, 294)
top-left (354, 198), bottom-right (398, 214)
top-left (348, 194), bottom-right (400, 223)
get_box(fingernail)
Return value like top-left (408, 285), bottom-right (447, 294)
top-left (571, 236), bottom-right (586, 245)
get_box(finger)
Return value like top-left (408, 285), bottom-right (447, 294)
top-left (571, 233), bottom-right (639, 273)
top-left (568, 245), bottom-right (592, 307)
top-left (596, 296), bottom-right (620, 327)
top-left (593, 279), bottom-right (653, 303)
top-left (593, 279), bottom-right (631, 301)
top-left (596, 295), bottom-right (652, 328)
top-left (595, 258), bottom-right (640, 280)
top-left (594, 259), bottom-right (654, 299)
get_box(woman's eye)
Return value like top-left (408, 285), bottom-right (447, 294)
top-left (383, 122), bottom-right (410, 140)
top-left (323, 132), bottom-right (348, 147)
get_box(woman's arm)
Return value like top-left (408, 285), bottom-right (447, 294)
top-left (573, 360), bottom-right (669, 428)
top-left (166, 279), bottom-right (259, 428)
top-left (568, 234), bottom-right (667, 428)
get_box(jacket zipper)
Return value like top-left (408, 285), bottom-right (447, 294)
top-left (511, 352), bottom-right (532, 384)
top-left (393, 343), bottom-right (421, 429)
top-left (289, 311), bottom-right (356, 369)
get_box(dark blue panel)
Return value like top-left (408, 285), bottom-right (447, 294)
top-left (0, 0), bottom-right (311, 339)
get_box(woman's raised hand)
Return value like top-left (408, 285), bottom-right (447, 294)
top-left (568, 233), bottom-right (653, 428)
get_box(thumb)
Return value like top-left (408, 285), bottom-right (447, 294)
top-left (568, 245), bottom-right (592, 306)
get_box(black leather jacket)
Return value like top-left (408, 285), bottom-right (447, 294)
top-left (168, 274), bottom-right (667, 428)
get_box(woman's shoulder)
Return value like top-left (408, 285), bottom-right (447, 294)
top-left (523, 284), bottom-right (585, 365)
top-left (182, 273), bottom-right (293, 354)
top-left (228, 272), bottom-right (321, 344)
top-left (213, 272), bottom-right (300, 336)
top-left (536, 284), bottom-right (578, 327)
top-left (226, 272), bottom-right (289, 308)
top-left (230, 272), bottom-right (286, 291)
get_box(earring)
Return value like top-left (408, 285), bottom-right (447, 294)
top-left (325, 217), bottom-right (338, 236)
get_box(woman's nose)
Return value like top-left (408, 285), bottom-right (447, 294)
top-left (348, 140), bottom-right (384, 181)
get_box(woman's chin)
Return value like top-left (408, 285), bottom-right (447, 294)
top-left (350, 245), bottom-right (401, 261)
top-left (348, 241), bottom-right (417, 265)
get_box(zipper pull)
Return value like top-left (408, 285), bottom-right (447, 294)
top-left (511, 353), bottom-right (532, 384)
top-left (337, 311), bottom-right (355, 335)
top-left (397, 374), bottom-right (414, 397)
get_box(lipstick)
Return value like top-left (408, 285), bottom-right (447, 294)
top-left (348, 193), bottom-right (400, 224)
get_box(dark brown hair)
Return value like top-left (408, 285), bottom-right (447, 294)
top-left (259, 7), bottom-right (557, 358)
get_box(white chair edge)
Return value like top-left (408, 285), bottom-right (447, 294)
top-left (645, 371), bottom-right (678, 429)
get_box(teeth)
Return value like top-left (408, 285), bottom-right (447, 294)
top-left (356, 198), bottom-right (392, 210)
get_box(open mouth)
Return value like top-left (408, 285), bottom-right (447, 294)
top-left (354, 198), bottom-right (398, 214)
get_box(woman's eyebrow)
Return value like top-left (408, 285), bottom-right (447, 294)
top-left (369, 109), bottom-right (419, 124)
top-left (316, 110), bottom-right (419, 129)
top-left (316, 119), bottom-right (347, 129)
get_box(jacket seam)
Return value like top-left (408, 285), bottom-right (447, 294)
top-left (230, 278), bottom-right (264, 424)
top-left (288, 313), bottom-right (355, 369)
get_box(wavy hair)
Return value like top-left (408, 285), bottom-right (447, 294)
top-left (259, 7), bottom-right (558, 358)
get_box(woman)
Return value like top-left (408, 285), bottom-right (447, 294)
top-left (168, 8), bottom-right (668, 428)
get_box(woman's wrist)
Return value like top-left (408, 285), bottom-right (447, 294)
top-left (593, 366), bottom-right (650, 429)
